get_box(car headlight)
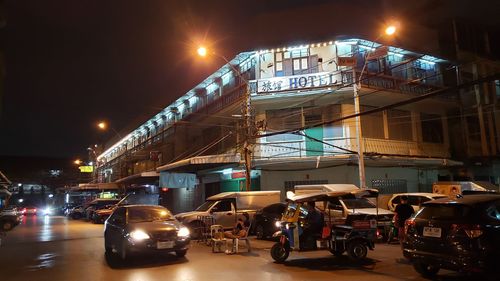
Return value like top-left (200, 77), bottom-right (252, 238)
top-left (275, 221), bottom-right (282, 228)
top-left (177, 227), bottom-right (190, 238)
top-left (43, 208), bottom-right (52, 215)
top-left (129, 230), bottom-right (150, 241)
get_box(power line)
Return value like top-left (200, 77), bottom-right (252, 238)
top-left (257, 72), bottom-right (500, 140)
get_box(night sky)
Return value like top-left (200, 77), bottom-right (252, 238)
top-left (1, 0), bottom-right (499, 160)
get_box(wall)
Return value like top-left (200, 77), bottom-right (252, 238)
top-left (260, 165), bottom-right (441, 200)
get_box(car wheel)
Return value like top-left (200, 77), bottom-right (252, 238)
top-left (347, 241), bottom-right (367, 262)
top-left (1, 221), bottom-right (13, 231)
top-left (175, 249), bottom-right (187, 258)
top-left (413, 261), bottom-right (440, 277)
top-left (270, 242), bottom-right (289, 263)
top-left (255, 224), bottom-right (265, 240)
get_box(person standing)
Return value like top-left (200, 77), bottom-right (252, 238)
top-left (394, 195), bottom-right (414, 244)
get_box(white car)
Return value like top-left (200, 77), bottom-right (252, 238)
top-left (387, 193), bottom-right (448, 212)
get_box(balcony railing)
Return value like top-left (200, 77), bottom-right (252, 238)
top-left (342, 70), bottom-right (447, 98)
top-left (254, 136), bottom-right (450, 159)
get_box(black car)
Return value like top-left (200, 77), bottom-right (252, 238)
top-left (104, 205), bottom-right (190, 261)
top-left (403, 194), bottom-right (500, 277)
top-left (253, 203), bottom-right (286, 239)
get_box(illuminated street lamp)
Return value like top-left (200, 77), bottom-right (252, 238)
top-left (196, 46), bottom-right (253, 192)
top-left (352, 24), bottom-right (397, 188)
top-left (74, 159), bottom-right (82, 165)
top-left (97, 121), bottom-right (121, 138)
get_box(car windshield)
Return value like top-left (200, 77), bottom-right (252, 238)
top-left (128, 207), bottom-right (174, 223)
top-left (195, 201), bottom-right (217, 212)
top-left (342, 198), bottom-right (376, 209)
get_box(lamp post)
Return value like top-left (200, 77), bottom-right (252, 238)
top-left (97, 121), bottom-right (121, 138)
top-left (197, 46), bottom-right (253, 192)
top-left (352, 25), bottom-right (397, 188)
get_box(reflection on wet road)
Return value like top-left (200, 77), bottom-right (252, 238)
top-left (0, 216), bottom-right (465, 281)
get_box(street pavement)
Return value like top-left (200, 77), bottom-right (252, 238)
top-left (0, 215), bottom-right (468, 281)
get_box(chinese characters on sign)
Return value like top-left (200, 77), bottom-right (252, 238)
top-left (253, 71), bottom-right (342, 94)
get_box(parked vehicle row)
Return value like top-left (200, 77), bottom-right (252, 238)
top-left (403, 194), bottom-right (500, 278)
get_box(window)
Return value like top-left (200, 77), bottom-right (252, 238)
top-left (388, 109), bottom-right (412, 141)
top-left (109, 207), bottom-right (126, 224)
top-left (212, 200), bottom-right (232, 212)
top-left (322, 104), bottom-right (343, 138)
top-left (421, 113), bottom-right (443, 143)
top-left (361, 106), bottom-right (384, 139)
top-left (266, 108), bottom-right (303, 142)
top-left (275, 52), bottom-right (284, 77)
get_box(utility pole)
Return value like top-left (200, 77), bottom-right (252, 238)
top-left (352, 68), bottom-right (366, 188)
top-left (243, 83), bottom-right (252, 192)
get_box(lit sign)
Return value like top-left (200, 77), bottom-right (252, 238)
top-left (337, 57), bottom-right (356, 66)
top-left (254, 71), bottom-right (341, 94)
top-left (79, 166), bottom-right (94, 173)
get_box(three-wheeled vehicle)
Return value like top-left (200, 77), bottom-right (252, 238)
top-left (270, 189), bottom-right (379, 263)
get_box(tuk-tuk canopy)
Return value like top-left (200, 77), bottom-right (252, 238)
top-left (291, 189), bottom-right (379, 203)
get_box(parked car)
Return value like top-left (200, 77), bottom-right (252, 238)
top-left (22, 206), bottom-right (38, 216)
top-left (85, 199), bottom-right (120, 220)
top-left (388, 193), bottom-right (448, 212)
top-left (92, 193), bottom-right (160, 224)
top-left (0, 207), bottom-right (22, 231)
top-left (403, 194), bottom-right (500, 278)
top-left (175, 191), bottom-right (280, 238)
top-left (253, 202), bottom-right (286, 239)
top-left (104, 205), bottom-right (190, 261)
top-left (68, 205), bottom-right (85, 219)
top-left (92, 205), bottom-right (115, 224)
top-left (61, 203), bottom-right (79, 216)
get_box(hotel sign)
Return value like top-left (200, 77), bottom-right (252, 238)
top-left (254, 71), bottom-right (342, 94)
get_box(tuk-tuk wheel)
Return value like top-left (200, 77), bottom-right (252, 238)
top-left (270, 242), bottom-right (289, 263)
top-left (347, 241), bottom-right (367, 261)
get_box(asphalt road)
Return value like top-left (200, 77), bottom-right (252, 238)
top-left (0, 215), bottom-right (468, 281)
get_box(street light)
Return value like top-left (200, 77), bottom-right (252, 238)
top-left (196, 46), bottom-right (253, 192)
top-left (74, 159), bottom-right (82, 165)
top-left (97, 121), bottom-right (121, 138)
top-left (352, 24), bottom-right (397, 188)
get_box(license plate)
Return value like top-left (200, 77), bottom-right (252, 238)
top-left (157, 241), bottom-right (174, 249)
top-left (423, 227), bottom-right (441, 238)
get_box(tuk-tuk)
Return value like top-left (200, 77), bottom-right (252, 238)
top-left (270, 189), bottom-right (379, 263)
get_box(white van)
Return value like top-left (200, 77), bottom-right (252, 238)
top-left (175, 191), bottom-right (281, 234)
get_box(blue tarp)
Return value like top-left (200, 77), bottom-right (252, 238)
top-left (159, 172), bottom-right (197, 188)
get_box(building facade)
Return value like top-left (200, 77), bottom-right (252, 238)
top-left (96, 37), bottom-right (464, 213)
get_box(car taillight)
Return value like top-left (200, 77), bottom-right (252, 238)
top-left (451, 224), bottom-right (483, 239)
top-left (404, 218), bottom-right (416, 234)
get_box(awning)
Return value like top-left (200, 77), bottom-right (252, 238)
top-left (0, 188), bottom-right (11, 199)
top-left (156, 153), bottom-right (241, 173)
top-left (253, 155), bottom-right (463, 170)
top-left (71, 182), bottom-right (120, 191)
top-left (116, 171), bottom-right (159, 184)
